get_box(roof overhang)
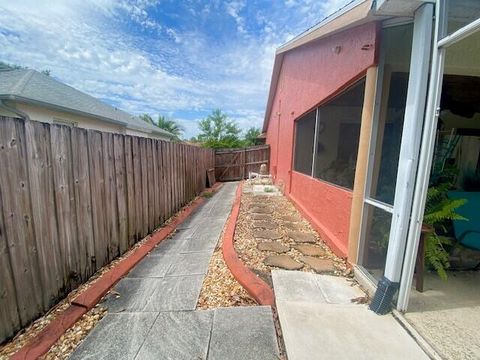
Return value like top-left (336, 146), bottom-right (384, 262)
top-left (262, 0), bottom-right (426, 132)
top-left (0, 95), bottom-right (130, 127)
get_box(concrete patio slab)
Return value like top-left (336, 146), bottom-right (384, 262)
top-left (272, 270), bottom-right (429, 360)
top-left (208, 306), bottom-right (279, 360)
top-left (127, 254), bottom-right (172, 278)
top-left (272, 270), bottom-right (364, 304)
top-left (276, 301), bottom-right (429, 360)
top-left (104, 276), bottom-right (204, 312)
top-left (166, 252), bottom-right (212, 276)
top-left (70, 312), bottom-right (157, 360)
top-left (181, 233), bottom-right (219, 253)
top-left (135, 311), bottom-right (213, 360)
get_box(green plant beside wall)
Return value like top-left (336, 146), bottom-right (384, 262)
top-left (423, 183), bottom-right (468, 279)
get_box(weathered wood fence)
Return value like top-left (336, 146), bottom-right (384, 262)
top-left (214, 145), bottom-right (270, 181)
top-left (0, 117), bottom-right (214, 342)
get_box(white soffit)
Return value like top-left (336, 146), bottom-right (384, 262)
top-left (375, 0), bottom-right (424, 17)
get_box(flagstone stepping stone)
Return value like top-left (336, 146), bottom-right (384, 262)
top-left (287, 231), bottom-right (316, 244)
top-left (264, 255), bottom-right (303, 270)
top-left (252, 221), bottom-right (277, 230)
top-left (300, 256), bottom-right (335, 273)
top-left (251, 213), bottom-right (273, 221)
top-left (250, 207), bottom-right (273, 214)
top-left (280, 215), bottom-right (300, 222)
top-left (292, 244), bottom-right (325, 256)
top-left (282, 222), bottom-right (300, 231)
top-left (253, 229), bottom-right (282, 240)
top-left (257, 242), bottom-right (289, 253)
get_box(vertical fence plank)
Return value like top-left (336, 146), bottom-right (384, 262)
top-left (146, 139), bottom-right (155, 231)
top-left (0, 119), bottom-right (43, 326)
top-left (124, 136), bottom-right (136, 246)
top-left (0, 177), bottom-right (21, 341)
top-left (152, 140), bottom-right (160, 225)
top-left (51, 125), bottom-right (80, 291)
top-left (132, 137), bottom-right (143, 239)
top-left (71, 128), bottom-right (95, 282)
top-left (114, 135), bottom-right (128, 254)
top-left (25, 122), bottom-right (63, 309)
top-left (87, 130), bottom-right (108, 269)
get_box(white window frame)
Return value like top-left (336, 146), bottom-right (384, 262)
top-left (397, 0), bottom-right (480, 311)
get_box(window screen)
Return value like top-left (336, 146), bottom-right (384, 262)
top-left (293, 110), bottom-right (316, 176)
top-left (313, 79), bottom-right (365, 189)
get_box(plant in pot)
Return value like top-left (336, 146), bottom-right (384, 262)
top-left (422, 183), bottom-right (468, 280)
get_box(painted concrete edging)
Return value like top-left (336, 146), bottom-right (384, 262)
top-left (10, 183), bottom-right (223, 360)
top-left (222, 182), bottom-right (275, 306)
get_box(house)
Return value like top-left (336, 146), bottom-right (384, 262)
top-left (0, 69), bottom-right (173, 140)
top-left (263, 0), bottom-right (480, 321)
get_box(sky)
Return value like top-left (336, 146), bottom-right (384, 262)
top-left (0, 0), bottom-right (351, 138)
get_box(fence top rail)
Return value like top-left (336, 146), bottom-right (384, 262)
top-left (215, 145), bottom-right (269, 154)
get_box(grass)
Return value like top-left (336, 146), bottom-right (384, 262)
top-left (264, 187), bottom-right (275, 193)
top-left (202, 192), bottom-right (214, 198)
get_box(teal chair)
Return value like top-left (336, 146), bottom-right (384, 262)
top-left (448, 191), bottom-right (480, 251)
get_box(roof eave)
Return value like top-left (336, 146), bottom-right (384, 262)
top-left (0, 94), bottom-right (129, 128)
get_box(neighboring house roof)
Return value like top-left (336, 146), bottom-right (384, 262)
top-left (262, 0), bottom-right (424, 132)
top-left (0, 69), bottom-right (174, 139)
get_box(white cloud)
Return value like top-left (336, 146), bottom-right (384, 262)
top-left (0, 0), bottom-right (350, 137)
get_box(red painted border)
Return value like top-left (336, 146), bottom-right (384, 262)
top-left (222, 182), bottom-right (275, 306)
top-left (10, 183), bottom-right (223, 360)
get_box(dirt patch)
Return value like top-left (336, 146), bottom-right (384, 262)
top-left (234, 181), bottom-right (348, 280)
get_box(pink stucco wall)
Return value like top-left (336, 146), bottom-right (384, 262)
top-left (266, 22), bottom-right (379, 257)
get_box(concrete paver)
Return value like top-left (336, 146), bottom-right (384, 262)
top-left (272, 270), bottom-right (429, 360)
top-left (72, 183), bottom-right (279, 359)
top-left (135, 311), bottom-right (213, 360)
top-left (208, 306), bottom-right (280, 360)
top-left (70, 312), bottom-right (157, 360)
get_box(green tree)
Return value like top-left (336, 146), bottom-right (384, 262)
top-left (197, 109), bottom-right (243, 148)
top-left (243, 127), bottom-right (262, 146)
top-left (141, 114), bottom-right (184, 140)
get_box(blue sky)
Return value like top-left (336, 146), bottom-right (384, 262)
top-left (0, 0), bottom-right (350, 138)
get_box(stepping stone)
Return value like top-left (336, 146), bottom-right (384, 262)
top-left (264, 255), bottom-right (303, 270)
top-left (280, 215), bottom-right (300, 222)
top-left (253, 229), bottom-right (282, 240)
top-left (251, 213), bottom-right (273, 221)
top-left (282, 222), bottom-right (300, 231)
top-left (250, 207), bottom-right (273, 214)
top-left (287, 231), bottom-right (316, 244)
top-left (252, 221), bottom-right (277, 230)
top-left (292, 244), bottom-right (325, 257)
top-left (300, 256), bottom-right (335, 273)
top-left (258, 242), bottom-right (289, 253)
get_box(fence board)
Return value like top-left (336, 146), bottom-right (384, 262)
top-left (113, 135), bottom-right (128, 255)
top-left (0, 119), bottom-right (43, 326)
top-left (124, 136), bottom-right (136, 246)
top-left (0, 177), bottom-right (21, 341)
top-left (25, 122), bottom-right (63, 310)
top-left (71, 128), bottom-right (95, 282)
top-left (214, 145), bottom-right (270, 181)
top-left (0, 117), bottom-right (214, 343)
top-left (87, 130), bottom-right (108, 269)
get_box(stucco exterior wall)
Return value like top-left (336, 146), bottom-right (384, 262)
top-left (266, 22), bottom-right (379, 257)
top-left (4, 102), bottom-right (170, 141)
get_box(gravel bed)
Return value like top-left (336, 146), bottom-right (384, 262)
top-left (234, 181), bottom-right (349, 284)
top-left (197, 212), bottom-right (256, 310)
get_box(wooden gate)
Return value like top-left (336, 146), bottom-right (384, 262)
top-left (215, 145), bottom-right (270, 181)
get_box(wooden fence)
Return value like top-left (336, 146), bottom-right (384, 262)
top-left (214, 145), bottom-right (270, 181)
top-left (0, 117), bottom-right (214, 342)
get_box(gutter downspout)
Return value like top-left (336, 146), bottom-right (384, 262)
top-left (0, 99), bottom-right (31, 121)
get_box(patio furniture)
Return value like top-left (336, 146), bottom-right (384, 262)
top-left (448, 191), bottom-right (480, 251)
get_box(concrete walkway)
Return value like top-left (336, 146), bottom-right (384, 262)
top-left (272, 270), bottom-right (429, 360)
top-left (71, 183), bottom-right (279, 360)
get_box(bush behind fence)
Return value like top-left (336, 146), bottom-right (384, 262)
top-left (0, 117), bottom-right (214, 342)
